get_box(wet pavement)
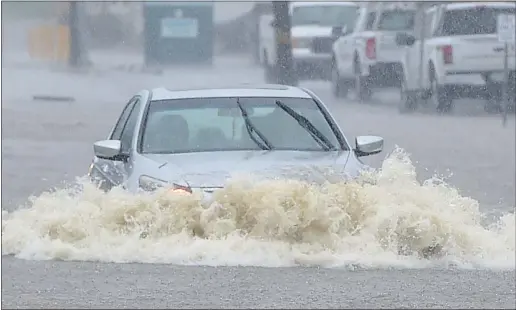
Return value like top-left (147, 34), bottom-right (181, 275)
top-left (2, 55), bottom-right (515, 309)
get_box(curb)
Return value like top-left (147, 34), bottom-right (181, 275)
top-left (32, 95), bottom-right (76, 102)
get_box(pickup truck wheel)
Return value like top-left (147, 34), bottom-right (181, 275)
top-left (430, 76), bottom-right (453, 114)
top-left (399, 79), bottom-right (417, 113)
top-left (331, 60), bottom-right (349, 98)
top-left (484, 81), bottom-right (503, 114)
top-left (355, 75), bottom-right (372, 102)
top-left (484, 98), bottom-right (502, 114)
top-left (354, 61), bottom-right (372, 102)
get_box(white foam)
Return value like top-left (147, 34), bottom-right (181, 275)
top-left (2, 148), bottom-right (514, 269)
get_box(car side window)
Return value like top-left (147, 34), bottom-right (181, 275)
top-left (365, 12), bottom-right (376, 30)
top-left (119, 99), bottom-right (142, 153)
top-left (111, 98), bottom-right (137, 140)
top-left (432, 9), bottom-right (449, 38)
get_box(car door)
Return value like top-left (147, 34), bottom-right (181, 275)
top-left (92, 97), bottom-right (139, 189)
top-left (338, 9), bottom-right (370, 78)
top-left (335, 34), bottom-right (352, 75)
top-left (335, 10), bottom-right (361, 77)
top-left (111, 97), bottom-right (143, 188)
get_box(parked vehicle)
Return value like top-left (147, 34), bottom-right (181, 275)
top-left (331, 2), bottom-right (416, 101)
top-left (396, 2), bottom-right (516, 113)
top-left (259, 1), bottom-right (359, 82)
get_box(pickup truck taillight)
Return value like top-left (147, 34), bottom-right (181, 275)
top-left (441, 45), bottom-right (453, 64)
top-left (365, 38), bottom-right (376, 60)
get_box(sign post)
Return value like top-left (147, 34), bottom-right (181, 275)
top-left (68, 1), bottom-right (80, 67)
top-left (497, 14), bottom-right (515, 127)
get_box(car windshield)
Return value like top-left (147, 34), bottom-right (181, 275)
top-left (441, 7), bottom-right (516, 36)
top-left (377, 10), bottom-right (415, 31)
top-left (291, 5), bottom-right (359, 27)
top-left (140, 97), bottom-right (343, 154)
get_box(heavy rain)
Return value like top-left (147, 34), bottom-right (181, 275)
top-left (2, 1), bottom-right (515, 309)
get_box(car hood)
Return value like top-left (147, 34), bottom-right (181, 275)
top-left (291, 25), bottom-right (333, 38)
top-left (143, 150), bottom-right (352, 188)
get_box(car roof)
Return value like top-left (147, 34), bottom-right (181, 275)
top-left (291, 1), bottom-right (358, 8)
top-left (444, 2), bottom-right (515, 11)
top-left (150, 84), bottom-right (313, 101)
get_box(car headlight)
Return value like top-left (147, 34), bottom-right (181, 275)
top-left (292, 37), bottom-right (312, 49)
top-left (138, 175), bottom-right (192, 193)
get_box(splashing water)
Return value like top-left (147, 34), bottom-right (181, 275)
top-left (2, 149), bottom-right (514, 269)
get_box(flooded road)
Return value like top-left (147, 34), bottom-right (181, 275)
top-left (2, 55), bottom-right (515, 309)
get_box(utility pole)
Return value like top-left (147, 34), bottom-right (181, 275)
top-left (272, 1), bottom-right (297, 86)
top-left (502, 41), bottom-right (509, 127)
top-left (68, 1), bottom-right (81, 67)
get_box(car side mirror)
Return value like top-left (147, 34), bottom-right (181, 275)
top-left (395, 32), bottom-right (416, 47)
top-left (93, 139), bottom-right (127, 161)
top-left (355, 135), bottom-right (384, 157)
top-left (332, 26), bottom-right (344, 37)
top-left (332, 25), bottom-right (349, 38)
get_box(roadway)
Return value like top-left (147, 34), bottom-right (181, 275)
top-left (2, 55), bottom-right (515, 308)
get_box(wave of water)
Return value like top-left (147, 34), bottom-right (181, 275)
top-left (2, 149), bottom-right (514, 269)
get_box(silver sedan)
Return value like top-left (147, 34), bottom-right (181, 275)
top-left (88, 84), bottom-right (384, 197)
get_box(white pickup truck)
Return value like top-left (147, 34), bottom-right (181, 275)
top-left (331, 2), bottom-right (417, 100)
top-left (258, 1), bottom-right (359, 82)
top-left (396, 2), bottom-right (516, 113)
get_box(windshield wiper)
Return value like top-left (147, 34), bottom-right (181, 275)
top-left (236, 98), bottom-right (272, 150)
top-left (275, 100), bottom-right (336, 151)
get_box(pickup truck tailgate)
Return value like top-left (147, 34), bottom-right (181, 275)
top-left (448, 35), bottom-right (516, 72)
top-left (439, 5), bottom-right (516, 73)
top-left (376, 31), bottom-right (411, 63)
top-left (374, 8), bottom-right (416, 64)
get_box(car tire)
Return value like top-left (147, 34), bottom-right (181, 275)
top-left (354, 59), bottom-right (372, 102)
top-left (485, 81), bottom-right (504, 114)
top-left (331, 58), bottom-right (349, 98)
top-left (430, 71), bottom-right (453, 114)
top-left (484, 98), bottom-right (502, 114)
top-left (399, 77), bottom-right (417, 113)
